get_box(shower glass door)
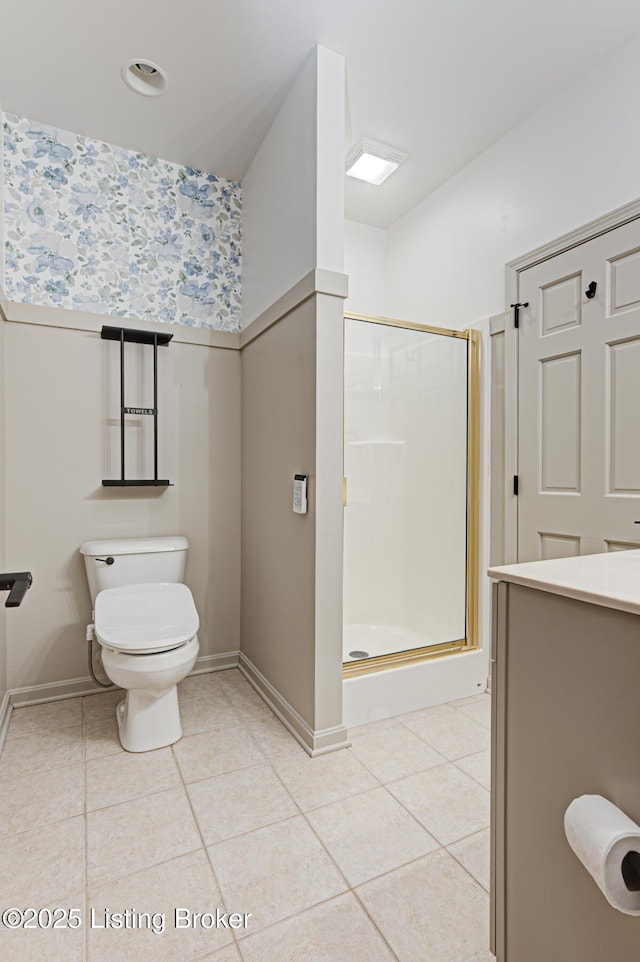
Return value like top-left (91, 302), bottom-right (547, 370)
top-left (343, 314), bottom-right (479, 675)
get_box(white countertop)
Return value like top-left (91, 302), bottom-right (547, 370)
top-left (488, 550), bottom-right (640, 615)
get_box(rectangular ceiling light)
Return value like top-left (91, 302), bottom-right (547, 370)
top-left (345, 139), bottom-right (408, 186)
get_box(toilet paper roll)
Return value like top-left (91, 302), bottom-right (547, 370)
top-left (564, 794), bottom-right (640, 916)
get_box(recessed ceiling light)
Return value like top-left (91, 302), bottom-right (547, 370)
top-left (122, 59), bottom-right (169, 97)
top-left (345, 139), bottom-right (408, 186)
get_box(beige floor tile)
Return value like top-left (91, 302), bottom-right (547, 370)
top-left (87, 786), bottom-right (201, 886)
top-left (0, 816), bottom-right (84, 904)
top-left (217, 671), bottom-right (273, 718)
top-left (0, 725), bottom-right (83, 779)
top-left (222, 684), bottom-right (273, 721)
top-left (388, 764), bottom-right (490, 846)
top-left (88, 850), bottom-right (233, 962)
top-left (0, 763), bottom-right (84, 837)
top-left (0, 688), bottom-right (497, 962)
top-left (245, 715), bottom-right (305, 757)
top-left (208, 815), bottom-right (347, 933)
top-left (306, 786), bottom-right (439, 886)
top-left (173, 726), bottom-right (264, 783)
top-left (86, 746), bottom-right (181, 811)
top-left (349, 719), bottom-right (446, 783)
top-left (84, 716), bottom-right (124, 760)
top-left (455, 750), bottom-right (491, 791)
top-left (83, 689), bottom-right (123, 724)
top-left (215, 670), bottom-right (256, 696)
top-left (448, 693), bottom-right (489, 707)
top-left (188, 763), bottom-right (298, 844)
top-left (448, 828), bottom-right (490, 891)
top-left (453, 697), bottom-right (492, 729)
top-left (216, 669), bottom-right (250, 693)
top-left (357, 848), bottom-right (490, 962)
top-left (239, 891), bottom-right (395, 962)
top-left (198, 947), bottom-right (242, 961)
top-left (0, 892), bottom-right (84, 962)
top-left (272, 748), bottom-right (378, 811)
top-left (178, 670), bottom-right (224, 700)
top-left (347, 716), bottom-right (398, 735)
top-left (179, 692), bottom-right (240, 737)
top-left (399, 704), bottom-right (489, 760)
top-left (7, 697), bottom-right (82, 738)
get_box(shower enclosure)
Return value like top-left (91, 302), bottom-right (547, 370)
top-left (343, 313), bottom-right (479, 677)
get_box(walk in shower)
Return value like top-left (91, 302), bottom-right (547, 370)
top-left (343, 313), bottom-right (479, 677)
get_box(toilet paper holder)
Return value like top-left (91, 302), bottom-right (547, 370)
top-left (565, 794), bottom-right (640, 915)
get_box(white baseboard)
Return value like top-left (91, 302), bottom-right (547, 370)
top-left (0, 691), bottom-right (12, 755)
top-left (8, 650), bottom-right (241, 708)
top-left (192, 650), bottom-right (239, 674)
top-left (238, 653), bottom-right (350, 757)
top-left (10, 675), bottom-right (112, 707)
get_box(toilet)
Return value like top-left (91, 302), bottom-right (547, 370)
top-left (80, 536), bottom-right (199, 752)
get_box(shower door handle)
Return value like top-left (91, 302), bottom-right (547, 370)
top-left (343, 477), bottom-right (348, 507)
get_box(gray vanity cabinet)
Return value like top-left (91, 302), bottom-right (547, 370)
top-left (490, 579), bottom-right (640, 961)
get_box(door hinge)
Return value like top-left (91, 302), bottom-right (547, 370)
top-left (510, 302), bottom-right (529, 329)
top-left (513, 475), bottom-right (519, 496)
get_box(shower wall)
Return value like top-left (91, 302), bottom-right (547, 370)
top-left (344, 321), bottom-right (468, 650)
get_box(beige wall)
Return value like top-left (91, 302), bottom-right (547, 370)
top-left (0, 315), bottom-right (6, 698)
top-left (240, 291), bottom-right (345, 740)
top-left (0, 104), bottom-right (6, 700)
top-left (240, 298), bottom-right (317, 726)
top-left (4, 319), bottom-right (240, 691)
top-left (3, 287), bottom-right (347, 744)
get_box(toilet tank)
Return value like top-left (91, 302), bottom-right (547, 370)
top-left (80, 536), bottom-right (189, 605)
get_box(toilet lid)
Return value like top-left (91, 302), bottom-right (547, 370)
top-left (94, 583), bottom-right (199, 654)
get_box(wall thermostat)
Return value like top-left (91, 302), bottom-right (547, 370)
top-left (293, 474), bottom-right (307, 514)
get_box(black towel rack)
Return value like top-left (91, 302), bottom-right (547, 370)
top-left (101, 325), bottom-right (173, 487)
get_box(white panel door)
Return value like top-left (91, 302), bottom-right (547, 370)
top-left (518, 218), bottom-right (640, 561)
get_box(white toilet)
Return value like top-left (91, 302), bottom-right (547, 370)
top-left (80, 536), bottom-right (199, 752)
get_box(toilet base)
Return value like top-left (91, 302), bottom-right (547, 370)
top-left (116, 685), bottom-right (182, 752)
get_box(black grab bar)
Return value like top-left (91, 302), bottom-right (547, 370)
top-left (0, 572), bottom-right (33, 608)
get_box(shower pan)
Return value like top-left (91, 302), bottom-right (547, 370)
top-left (343, 313), bottom-right (480, 679)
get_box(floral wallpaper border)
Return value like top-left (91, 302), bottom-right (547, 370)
top-left (2, 113), bottom-right (242, 331)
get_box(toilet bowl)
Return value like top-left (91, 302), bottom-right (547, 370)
top-left (94, 582), bottom-right (199, 752)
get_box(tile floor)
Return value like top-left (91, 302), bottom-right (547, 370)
top-left (0, 669), bottom-right (493, 962)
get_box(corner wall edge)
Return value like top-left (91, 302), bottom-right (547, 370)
top-left (238, 652), bottom-right (350, 756)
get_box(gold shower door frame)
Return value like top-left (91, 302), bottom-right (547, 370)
top-left (342, 312), bottom-right (480, 678)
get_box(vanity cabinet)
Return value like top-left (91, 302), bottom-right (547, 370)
top-left (489, 552), bottom-right (640, 961)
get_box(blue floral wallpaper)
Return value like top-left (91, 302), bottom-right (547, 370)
top-left (2, 113), bottom-right (242, 331)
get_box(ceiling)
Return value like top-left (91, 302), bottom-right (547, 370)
top-left (2, 0), bottom-right (640, 228)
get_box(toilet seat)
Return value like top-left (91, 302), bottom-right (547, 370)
top-left (94, 583), bottom-right (199, 655)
